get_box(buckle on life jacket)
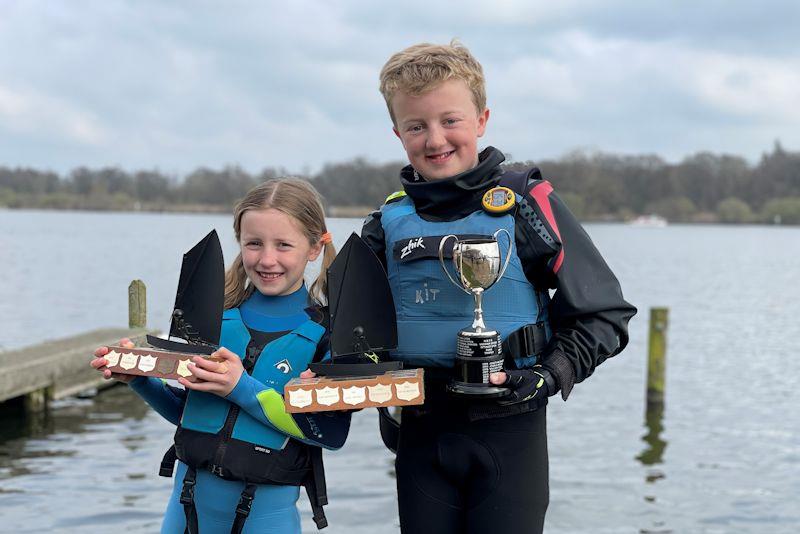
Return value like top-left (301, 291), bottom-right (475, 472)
top-left (211, 464), bottom-right (224, 477)
top-left (235, 491), bottom-right (254, 516)
top-left (179, 475), bottom-right (196, 505)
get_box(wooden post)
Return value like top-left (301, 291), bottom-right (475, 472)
top-left (24, 386), bottom-right (51, 412)
top-left (646, 307), bottom-right (668, 413)
top-left (128, 280), bottom-right (147, 329)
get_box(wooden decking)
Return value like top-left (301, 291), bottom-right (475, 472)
top-left (0, 328), bottom-right (155, 409)
top-left (1, 280), bottom-right (157, 410)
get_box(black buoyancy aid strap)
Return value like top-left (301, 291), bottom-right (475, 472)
top-left (305, 446), bottom-right (328, 529)
top-left (160, 444), bottom-right (178, 477)
top-left (230, 483), bottom-right (258, 534)
top-left (180, 466), bottom-right (199, 534)
top-left (502, 322), bottom-right (548, 367)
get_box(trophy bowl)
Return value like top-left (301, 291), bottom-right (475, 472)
top-left (439, 230), bottom-right (512, 397)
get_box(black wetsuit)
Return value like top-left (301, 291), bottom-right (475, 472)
top-left (395, 372), bottom-right (550, 533)
top-left (361, 147), bottom-right (636, 533)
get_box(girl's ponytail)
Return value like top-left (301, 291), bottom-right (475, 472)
top-left (309, 239), bottom-right (337, 305)
top-left (223, 252), bottom-right (253, 309)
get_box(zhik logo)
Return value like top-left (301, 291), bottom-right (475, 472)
top-left (400, 237), bottom-right (425, 259)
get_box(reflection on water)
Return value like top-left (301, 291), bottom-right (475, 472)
top-left (0, 385), bottom-right (150, 443)
top-left (638, 405), bottom-right (667, 468)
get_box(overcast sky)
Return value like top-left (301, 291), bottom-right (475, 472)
top-left (1, 0), bottom-right (798, 176)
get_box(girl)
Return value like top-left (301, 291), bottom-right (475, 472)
top-left (91, 178), bottom-right (350, 533)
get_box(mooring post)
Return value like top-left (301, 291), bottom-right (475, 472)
top-left (24, 386), bottom-right (52, 412)
top-left (646, 307), bottom-right (668, 413)
top-left (128, 279), bottom-right (147, 329)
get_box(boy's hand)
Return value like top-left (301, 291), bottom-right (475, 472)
top-left (299, 369), bottom-right (317, 379)
top-left (90, 338), bottom-right (136, 384)
top-left (490, 367), bottom-right (552, 405)
top-left (179, 347), bottom-right (243, 397)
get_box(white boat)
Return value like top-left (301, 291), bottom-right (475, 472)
top-left (629, 214), bottom-right (668, 227)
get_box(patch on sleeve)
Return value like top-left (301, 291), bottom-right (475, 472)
top-left (256, 389), bottom-right (305, 439)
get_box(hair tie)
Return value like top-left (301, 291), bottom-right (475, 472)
top-left (320, 232), bottom-right (333, 245)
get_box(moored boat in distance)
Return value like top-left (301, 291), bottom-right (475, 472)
top-left (629, 214), bottom-right (668, 227)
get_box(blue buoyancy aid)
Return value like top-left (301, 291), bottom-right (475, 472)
top-left (380, 195), bottom-right (551, 369)
top-left (180, 308), bottom-right (325, 450)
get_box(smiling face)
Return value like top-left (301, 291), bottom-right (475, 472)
top-left (239, 208), bottom-right (322, 297)
top-left (392, 78), bottom-right (490, 180)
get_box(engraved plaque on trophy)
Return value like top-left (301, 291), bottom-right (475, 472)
top-left (284, 368), bottom-right (425, 413)
top-left (439, 230), bottom-right (513, 397)
top-left (102, 346), bottom-right (225, 380)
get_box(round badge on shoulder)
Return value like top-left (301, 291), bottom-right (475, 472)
top-left (481, 186), bottom-right (515, 215)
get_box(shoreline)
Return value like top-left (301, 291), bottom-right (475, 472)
top-left (2, 205), bottom-right (796, 226)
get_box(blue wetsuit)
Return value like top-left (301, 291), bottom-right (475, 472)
top-left (130, 286), bottom-right (350, 534)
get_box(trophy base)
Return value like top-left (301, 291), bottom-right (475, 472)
top-left (284, 368), bottom-right (424, 412)
top-left (309, 360), bottom-right (403, 377)
top-left (102, 345), bottom-right (223, 380)
top-left (447, 381), bottom-right (510, 398)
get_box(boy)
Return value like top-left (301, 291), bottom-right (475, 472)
top-left (361, 41), bottom-right (636, 533)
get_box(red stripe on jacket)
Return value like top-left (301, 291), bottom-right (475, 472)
top-left (529, 181), bottom-right (564, 274)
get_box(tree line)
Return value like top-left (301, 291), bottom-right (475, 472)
top-left (2, 141), bottom-right (799, 224)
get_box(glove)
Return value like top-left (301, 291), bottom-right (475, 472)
top-left (497, 366), bottom-right (555, 405)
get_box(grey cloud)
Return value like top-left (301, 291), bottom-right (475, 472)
top-left (0, 0), bottom-right (797, 174)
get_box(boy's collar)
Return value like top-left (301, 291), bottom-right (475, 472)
top-left (402, 147), bottom-right (505, 187)
top-left (399, 147), bottom-right (506, 218)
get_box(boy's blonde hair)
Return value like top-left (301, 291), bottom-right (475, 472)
top-left (379, 39), bottom-right (486, 124)
top-left (224, 178), bottom-right (335, 309)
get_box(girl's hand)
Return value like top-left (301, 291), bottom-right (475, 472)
top-left (299, 369), bottom-right (317, 379)
top-left (179, 347), bottom-right (244, 397)
top-left (90, 338), bottom-right (137, 384)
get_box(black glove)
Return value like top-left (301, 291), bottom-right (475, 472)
top-left (497, 366), bottom-right (556, 405)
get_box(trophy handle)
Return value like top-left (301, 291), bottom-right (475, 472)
top-left (438, 234), bottom-right (471, 295)
top-left (493, 228), bottom-right (513, 284)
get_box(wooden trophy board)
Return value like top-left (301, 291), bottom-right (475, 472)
top-left (102, 346), bottom-right (222, 380)
top-left (284, 368), bottom-right (424, 413)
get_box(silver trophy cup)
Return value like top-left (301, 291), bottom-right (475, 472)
top-left (438, 229), bottom-right (512, 397)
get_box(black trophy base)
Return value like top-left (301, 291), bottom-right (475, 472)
top-left (309, 360), bottom-right (403, 378)
top-left (447, 381), bottom-right (510, 398)
top-left (449, 328), bottom-right (506, 397)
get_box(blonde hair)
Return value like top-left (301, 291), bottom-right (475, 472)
top-left (224, 178), bottom-right (335, 309)
top-left (379, 39), bottom-right (486, 125)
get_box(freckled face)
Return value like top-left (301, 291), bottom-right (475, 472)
top-left (392, 79), bottom-right (490, 180)
top-left (239, 209), bottom-right (321, 296)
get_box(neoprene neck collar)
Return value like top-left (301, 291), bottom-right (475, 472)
top-left (400, 146), bottom-right (506, 219)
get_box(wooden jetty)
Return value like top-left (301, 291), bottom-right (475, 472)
top-left (0, 280), bottom-right (158, 411)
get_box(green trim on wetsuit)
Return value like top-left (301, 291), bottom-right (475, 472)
top-left (256, 389), bottom-right (304, 439)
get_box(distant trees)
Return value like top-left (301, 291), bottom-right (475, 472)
top-left (717, 198), bottom-right (754, 223)
top-left (1, 141), bottom-right (800, 224)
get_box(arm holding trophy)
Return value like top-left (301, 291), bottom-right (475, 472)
top-left (489, 176), bottom-right (637, 402)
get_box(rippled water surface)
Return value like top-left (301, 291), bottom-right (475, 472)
top-left (1, 209), bottom-right (798, 533)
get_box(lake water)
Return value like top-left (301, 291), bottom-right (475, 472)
top-left (1, 209), bottom-right (798, 533)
